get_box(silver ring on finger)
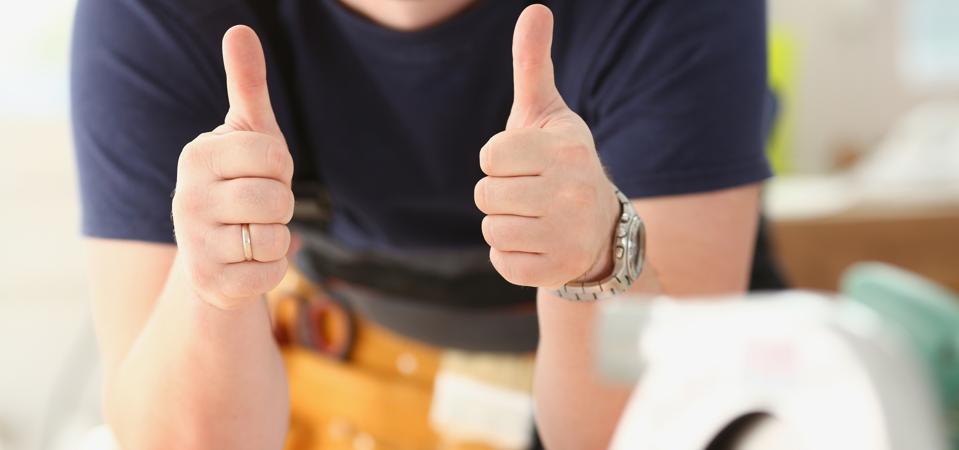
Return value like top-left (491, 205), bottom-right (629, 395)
top-left (241, 223), bottom-right (254, 262)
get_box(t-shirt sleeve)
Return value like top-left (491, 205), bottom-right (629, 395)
top-left (580, 0), bottom-right (772, 198)
top-left (71, 0), bottom-right (227, 243)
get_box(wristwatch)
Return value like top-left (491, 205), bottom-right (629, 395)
top-left (555, 189), bottom-right (645, 301)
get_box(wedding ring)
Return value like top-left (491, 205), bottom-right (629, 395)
top-left (241, 223), bottom-right (253, 261)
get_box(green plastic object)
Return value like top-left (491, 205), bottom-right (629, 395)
top-left (841, 263), bottom-right (959, 449)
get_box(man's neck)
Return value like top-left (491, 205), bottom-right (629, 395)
top-left (337, 0), bottom-right (479, 31)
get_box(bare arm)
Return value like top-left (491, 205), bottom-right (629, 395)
top-left (88, 241), bottom-right (288, 449)
top-left (533, 184), bottom-right (761, 450)
top-left (85, 26), bottom-right (295, 450)
top-left (474, 7), bottom-right (764, 448)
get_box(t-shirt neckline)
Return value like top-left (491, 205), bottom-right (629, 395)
top-left (320, 0), bottom-right (514, 61)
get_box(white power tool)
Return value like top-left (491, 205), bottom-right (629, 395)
top-left (597, 263), bottom-right (959, 450)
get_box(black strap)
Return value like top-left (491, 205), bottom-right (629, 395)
top-left (294, 228), bottom-right (537, 309)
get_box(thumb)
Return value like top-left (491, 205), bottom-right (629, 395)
top-left (222, 25), bottom-right (281, 135)
top-left (509, 4), bottom-right (564, 129)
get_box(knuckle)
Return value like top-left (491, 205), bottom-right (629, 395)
top-left (481, 131), bottom-right (514, 171)
top-left (279, 189), bottom-right (295, 224)
top-left (255, 225), bottom-right (290, 260)
top-left (204, 132), bottom-right (251, 178)
top-left (498, 221), bottom-right (520, 245)
top-left (486, 131), bottom-right (507, 148)
top-left (492, 250), bottom-right (533, 287)
top-left (178, 139), bottom-right (209, 173)
top-left (485, 179), bottom-right (505, 206)
top-left (253, 225), bottom-right (276, 256)
top-left (474, 178), bottom-right (490, 212)
top-left (205, 141), bottom-right (226, 179)
top-left (490, 249), bottom-right (512, 282)
top-left (263, 138), bottom-right (293, 181)
top-left (276, 226), bottom-right (292, 255)
top-left (173, 185), bottom-right (209, 216)
top-left (479, 144), bottom-right (494, 175)
top-left (481, 216), bottom-right (497, 248)
top-left (236, 181), bottom-right (287, 218)
top-left (234, 180), bottom-right (266, 207)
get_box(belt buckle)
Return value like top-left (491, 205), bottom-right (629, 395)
top-left (271, 278), bottom-right (355, 362)
top-left (296, 286), bottom-right (355, 361)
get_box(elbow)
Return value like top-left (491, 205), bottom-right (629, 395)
top-left (103, 388), bottom-right (287, 450)
top-left (106, 418), bottom-right (285, 450)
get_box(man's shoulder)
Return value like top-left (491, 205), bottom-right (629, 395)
top-left (548, 0), bottom-right (650, 56)
top-left (130, 0), bottom-right (247, 18)
top-left (553, 0), bottom-right (756, 36)
top-left (549, 0), bottom-right (645, 28)
top-left (86, 0), bottom-right (252, 29)
top-left (75, 0), bottom-right (261, 65)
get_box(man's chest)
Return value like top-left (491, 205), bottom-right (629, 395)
top-left (287, 49), bottom-right (515, 203)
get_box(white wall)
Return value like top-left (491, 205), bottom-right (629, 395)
top-left (0, 3), bottom-right (97, 450)
top-left (770, 0), bottom-right (959, 173)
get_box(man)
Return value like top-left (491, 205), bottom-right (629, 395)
top-left (72, 0), bottom-right (771, 449)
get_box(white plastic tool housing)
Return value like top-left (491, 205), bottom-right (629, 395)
top-left (601, 292), bottom-right (949, 450)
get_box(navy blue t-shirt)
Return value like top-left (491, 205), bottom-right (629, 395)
top-left (72, 0), bottom-right (771, 250)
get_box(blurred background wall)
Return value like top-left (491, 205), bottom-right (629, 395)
top-left (770, 0), bottom-right (959, 173)
top-left (0, 0), bottom-right (957, 449)
top-left (0, 2), bottom-right (98, 450)
top-left (766, 0), bottom-right (959, 292)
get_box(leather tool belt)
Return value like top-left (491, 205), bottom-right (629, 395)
top-left (267, 267), bottom-right (540, 450)
top-left (290, 227), bottom-right (540, 353)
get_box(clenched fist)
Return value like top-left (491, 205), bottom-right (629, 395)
top-left (173, 26), bottom-right (294, 309)
top-left (475, 5), bottom-right (620, 289)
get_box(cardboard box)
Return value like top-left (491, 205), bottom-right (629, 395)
top-left (770, 211), bottom-right (959, 292)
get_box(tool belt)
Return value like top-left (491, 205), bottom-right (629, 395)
top-left (290, 228), bottom-right (540, 353)
top-left (267, 268), bottom-right (540, 450)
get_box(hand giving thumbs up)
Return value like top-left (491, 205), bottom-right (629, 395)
top-left (172, 26), bottom-right (294, 309)
top-left (475, 5), bottom-right (620, 289)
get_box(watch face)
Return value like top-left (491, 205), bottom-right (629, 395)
top-left (627, 216), bottom-right (644, 278)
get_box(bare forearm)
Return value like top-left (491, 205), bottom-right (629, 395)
top-left (533, 266), bottom-right (660, 450)
top-left (533, 187), bottom-right (761, 449)
top-left (106, 259), bottom-right (288, 450)
top-left (89, 27), bottom-right (300, 450)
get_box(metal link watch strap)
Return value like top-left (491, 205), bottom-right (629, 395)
top-left (554, 189), bottom-right (645, 301)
